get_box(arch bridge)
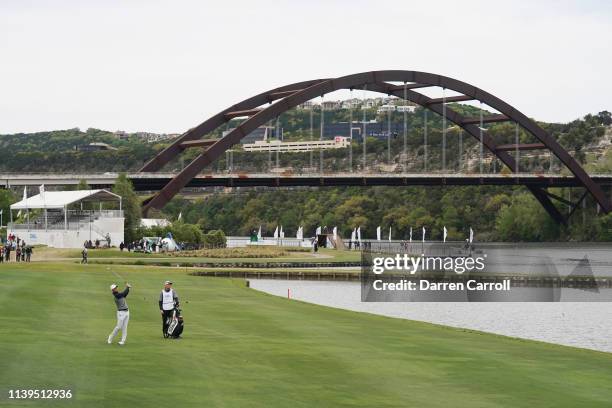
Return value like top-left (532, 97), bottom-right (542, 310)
top-left (139, 70), bottom-right (611, 224)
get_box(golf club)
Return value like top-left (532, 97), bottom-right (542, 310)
top-left (108, 267), bottom-right (128, 285)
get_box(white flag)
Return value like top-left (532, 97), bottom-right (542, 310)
top-left (388, 226), bottom-right (392, 241)
top-left (443, 226), bottom-right (448, 243)
top-left (351, 228), bottom-right (356, 243)
top-left (357, 226), bottom-right (362, 243)
top-left (409, 227), bottom-right (412, 243)
top-left (39, 184), bottom-right (46, 210)
top-left (274, 226), bottom-right (279, 239)
top-left (257, 226), bottom-right (262, 240)
top-left (422, 227), bottom-right (426, 243)
top-left (469, 227), bottom-right (474, 244)
top-left (376, 226), bottom-right (381, 241)
top-left (0, 209), bottom-right (3, 215)
top-left (333, 226), bottom-right (337, 241)
top-left (280, 225), bottom-right (284, 239)
top-left (177, 212), bottom-right (182, 221)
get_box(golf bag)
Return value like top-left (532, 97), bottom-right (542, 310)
top-left (165, 308), bottom-right (184, 338)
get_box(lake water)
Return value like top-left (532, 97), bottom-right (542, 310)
top-left (365, 242), bottom-right (612, 276)
top-left (250, 279), bottom-right (612, 353)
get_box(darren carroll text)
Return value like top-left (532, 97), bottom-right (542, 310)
top-left (372, 279), bottom-right (511, 292)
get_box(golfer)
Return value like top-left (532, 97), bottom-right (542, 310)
top-left (107, 283), bottom-right (131, 345)
top-left (81, 247), bottom-right (88, 264)
top-left (159, 280), bottom-right (179, 336)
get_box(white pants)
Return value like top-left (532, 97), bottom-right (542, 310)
top-left (108, 310), bottom-right (129, 343)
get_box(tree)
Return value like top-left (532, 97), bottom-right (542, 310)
top-left (170, 221), bottom-right (204, 244)
top-left (594, 213), bottom-right (612, 241)
top-left (203, 230), bottom-right (227, 248)
top-left (77, 179), bottom-right (90, 190)
top-left (64, 179), bottom-right (90, 192)
top-left (112, 173), bottom-right (141, 242)
top-left (0, 189), bottom-right (16, 236)
top-left (495, 194), bottom-right (560, 241)
top-left (485, 194), bottom-right (511, 213)
top-left (597, 111), bottom-right (612, 126)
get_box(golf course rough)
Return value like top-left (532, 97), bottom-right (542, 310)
top-left (1, 262), bottom-right (612, 407)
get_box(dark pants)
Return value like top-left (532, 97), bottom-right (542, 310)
top-left (162, 309), bottom-right (174, 335)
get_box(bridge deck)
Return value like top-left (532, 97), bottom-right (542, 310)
top-left (2, 173), bottom-right (612, 191)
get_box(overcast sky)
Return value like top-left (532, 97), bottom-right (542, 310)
top-left (1, 0), bottom-right (611, 134)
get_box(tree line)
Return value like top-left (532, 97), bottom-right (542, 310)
top-left (160, 186), bottom-right (612, 242)
top-left (1, 111), bottom-right (610, 174)
top-left (1, 111), bottom-right (611, 243)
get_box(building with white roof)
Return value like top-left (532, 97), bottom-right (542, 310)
top-left (243, 137), bottom-right (350, 153)
top-left (8, 189), bottom-right (124, 248)
top-left (140, 218), bottom-right (171, 228)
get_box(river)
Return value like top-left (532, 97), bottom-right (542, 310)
top-left (250, 279), bottom-right (612, 353)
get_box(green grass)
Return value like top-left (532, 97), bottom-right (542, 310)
top-left (31, 247), bottom-right (167, 261)
top-left (1, 262), bottom-right (612, 407)
top-left (170, 246), bottom-right (311, 258)
top-left (36, 247), bottom-right (362, 265)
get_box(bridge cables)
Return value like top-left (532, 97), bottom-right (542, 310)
top-left (423, 107), bottom-right (428, 172)
top-left (362, 84), bottom-right (367, 171)
top-left (403, 82), bottom-right (408, 172)
top-left (387, 96), bottom-right (392, 165)
top-left (479, 102), bottom-right (484, 174)
top-left (320, 94), bottom-right (325, 174)
top-left (309, 104), bottom-right (314, 170)
top-left (349, 88), bottom-right (353, 172)
top-left (442, 87), bottom-right (446, 172)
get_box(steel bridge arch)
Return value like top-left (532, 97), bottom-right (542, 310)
top-left (140, 70), bottom-right (611, 223)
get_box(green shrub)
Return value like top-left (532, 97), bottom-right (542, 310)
top-left (202, 230), bottom-right (227, 248)
top-left (172, 246), bottom-right (288, 259)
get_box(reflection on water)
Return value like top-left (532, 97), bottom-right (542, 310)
top-left (251, 279), bottom-right (612, 353)
top-left (366, 242), bottom-right (612, 276)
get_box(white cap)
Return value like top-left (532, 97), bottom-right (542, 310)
top-left (164, 280), bottom-right (173, 285)
top-left (110, 284), bottom-right (118, 290)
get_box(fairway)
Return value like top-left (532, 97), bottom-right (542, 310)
top-left (1, 263), bottom-right (612, 407)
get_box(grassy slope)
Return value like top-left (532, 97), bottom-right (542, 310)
top-left (1, 262), bottom-right (611, 407)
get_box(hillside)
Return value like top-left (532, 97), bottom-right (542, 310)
top-left (1, 109), bottom-right (610, 174)
top-left (2, 110), bottom-right (611, 243)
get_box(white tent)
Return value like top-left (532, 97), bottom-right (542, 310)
top-left (7, 188), bottom-right (124, 248)
top-left (11, 189), bottom-right (121, 210)
top-left (10, 189), bottom-right (122, 232)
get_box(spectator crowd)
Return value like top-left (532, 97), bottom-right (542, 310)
top-left (0, 233), bottom-right (33, 263)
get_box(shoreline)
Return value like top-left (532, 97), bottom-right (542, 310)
top-left (249, 278), bottom-right (612, 353)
